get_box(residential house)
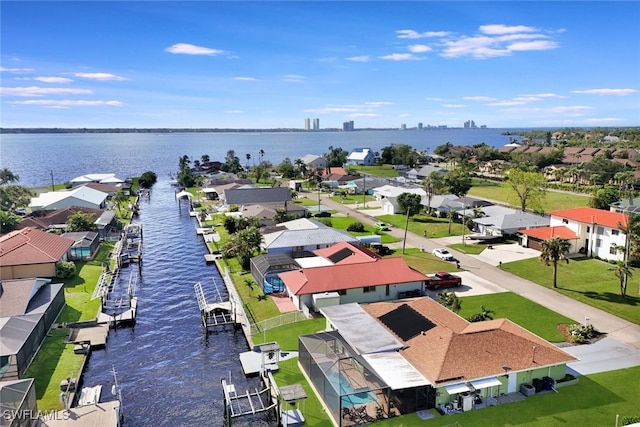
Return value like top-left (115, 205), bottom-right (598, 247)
top-left (69, 173), bottom-right (125, 186)
top-left (544, 207), bottom-right (629, 260)
top-left (346, 148), bottom-right (376, 166)
top-left (299, 299), bottom-right (576, 424)
top-left (262, 226), bottom-right (359, 255)
top-left (0, 228), bottom-right (74, 280)
top-left (610, 198), bottom-right (640, 215)
top-left (300, 154), bottom-right (328, 172)
top-left (405, 165), bottom-right (448, 181)
top-left (472, 210), bottom-right (550, 237)
top-left (30, 186), bottom-right (108, 212)
top-left (278, 249), bottom-right (427, 312)
top-left (0, 278), bottom-right (65, 380)
top-left (17, 206), bottom-right (117, 239)
top-left (221, 187), bottom-right (292, 207)
top-left (520, 226), bottom-right (580, 252)
top-left (372, 185), bottom-right (426, 214)
top-left (61, 231), bottom-right (100, 261)
top-left (241, 203), bottom-right (307, 227)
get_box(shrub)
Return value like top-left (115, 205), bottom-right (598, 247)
top-left (318, 218), bottom-right (332, 227)
top-left (347, 222), bottom-right (365, 232)
top-left (568, 323), bottom-right (595, 344)
top-left (56, 261), bottom-right (76, 279)
top-left (622, 416), bottom-right (640, 426)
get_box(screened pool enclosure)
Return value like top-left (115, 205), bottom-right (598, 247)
top-left (298, 331), bottom-right (389, 426)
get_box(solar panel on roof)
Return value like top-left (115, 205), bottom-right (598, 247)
top-left (378, 304), bottom-right (435, 341)
top-left (327, 247), bottom-right (354, 264)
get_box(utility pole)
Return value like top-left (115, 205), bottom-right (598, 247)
top-left (50, 170), bottom-right (55, 192)
top-left (402, 207), bottom-right (410, 254)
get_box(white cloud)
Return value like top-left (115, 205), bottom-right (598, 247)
top-left (349, 113), bottom-right (381, 118)
top-left (0, 66), bottom-right (34, 73)
top-left (502, 105), bottom-right (593, 113)
top-left (443, 104), bottom-right (466, 108)
top-left (378, 53), bottom-right (423, 61)
top-left (408, 44), bottom-right (432, 53)
top-left (521, 93), bottom-right (564, 98)
top-left (480, 24), bottom-right (538, 35)
top-left (508, 40), bottom-right (559, 52)
top-left (346, 55), bottom-right (371, 62)
top-left (74, 72), bottom-right (128, 81)
top-left (396, 30), bottom-right (450, 39)
top-left (282, 74), bottom-right (305, 83)
top-left (10, 99), bottom-right (124, 107)
top-left (463, 96), bottom-right (498, 102)
top-left (0, 86), bottom-right (92, 97)
top-left (33, 76), bottom-right (74, 83)
top-left (233, 77), bottom-right (256, 81)
top-left (571, 88), bottom-right (637, 96)
top-left (364, 101), bottom-right (392, 107)
top-left (425, 97), bottom-right (448, 102)
top-left (585, 117), bottom-right (625, 123)
top-left (165, 43), bottom-right (225, 56)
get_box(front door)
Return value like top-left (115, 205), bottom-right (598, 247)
top-left (507, 373), bottom-right (517, 393)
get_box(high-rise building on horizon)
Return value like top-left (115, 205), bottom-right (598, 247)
top-left (304, 118), bottom-right (310, 130)
top-left (313, 118), bottom-right (320, 131)
top-left (342, 120), bottom-right (354, 131)
top-left (418, 122), bottom-right (423, 130)
top-left (400, 124), bottom-right (407, 130)
top-left (464, 120), bottom-right (477, 129)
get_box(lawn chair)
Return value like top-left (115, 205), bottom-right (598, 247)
top-left (355, 406), bottom-right (375, 423)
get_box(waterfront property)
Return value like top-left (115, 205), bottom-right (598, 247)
top-left (17, 206), bottom-right (117, 240)
top-left (0, 278), bottom-right (65, 380)
top-left (262, 219), bottom-right (359, 255)
top-left (30, 186), bottom-right (109, 212)
top-left (61, 231), bottom-right (100, 261)
top-left (278, 244), bottom-right (427, 312)
top-left (299, 299), bottom-right (577, 425)
top-left (0, 228), bottom-right (74, 280)
top-left (346, 148), bottom-right (376, 166)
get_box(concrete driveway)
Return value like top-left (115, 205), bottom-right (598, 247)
top-left (423, 271), bottom-right (509, 298)
top-left (564, 336), bottom-right (640, 375)
top-left (471, 243), bottom-right (540, 267)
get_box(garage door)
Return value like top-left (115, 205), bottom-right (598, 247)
top-left (527, 238), bottom-right (543, 251)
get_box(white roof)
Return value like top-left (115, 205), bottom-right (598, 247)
top-left (70, 173), bottom-right (118, 184)
top-left (373, 185), bottom-right (426, 198)
top-left (30, 186), bottom-right (108, 209)
top-left (295, 257), bottom-right (333, 268)
top-left (362, 352), bottom-right (431, 390)
top-left (469, 377), bottom-right (502, 389)
top-left (278, 218), bottom-right (324, 231)
top-left (347, 148), bottom-right (372, 161)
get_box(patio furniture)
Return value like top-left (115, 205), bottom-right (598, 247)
top-left (355, 405), bottom-right (374, 422)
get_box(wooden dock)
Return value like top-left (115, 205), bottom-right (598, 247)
top-left (97, 297), bottom-right (138, 327)
top-left (39, 400), bottom-right (121, 427)
top-left (68, 325), bottom-right (109, 349)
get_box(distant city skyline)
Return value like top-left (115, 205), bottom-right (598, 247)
top-left (1, 2), bottom-right (639, 129)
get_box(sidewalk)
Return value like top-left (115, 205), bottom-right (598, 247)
top-left (317, 193), bottom-right (640, 350)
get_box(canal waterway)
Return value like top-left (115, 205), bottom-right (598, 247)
top-left (80, 180), bottom-right (272, 426)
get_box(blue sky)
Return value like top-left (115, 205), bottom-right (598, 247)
top-left (1, 1), bottom-right (639, 129)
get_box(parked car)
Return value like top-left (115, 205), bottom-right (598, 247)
top-left (374, 222), bottom-right (390, 231)
top-left (313, 211), bottom-right (331, 217)
top-left (426, 272), bottom-right (462, 289)
top-left (432, 248), bottom-right (455, 261)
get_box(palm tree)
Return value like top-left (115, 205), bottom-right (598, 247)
top-left (613, 261), bottom-right (633, 297)
top-left (245, 153), bottom-right (251, 169)
top-left (539, 237), bottom-right (571, 288)
top-left (259, 149), bottom-right (265, 164)
top-left (0, 168), bottom-right (20, 185)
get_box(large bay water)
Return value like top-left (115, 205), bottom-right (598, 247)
top-left (0, 129), bottom-right (524, 188)
top-left (80, 181), bottom-right (271, 426)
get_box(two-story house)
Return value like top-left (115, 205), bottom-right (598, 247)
top-left (547, 207), bottom-right (629, 261)
top-left (346, 148), bottom-right (376, 166)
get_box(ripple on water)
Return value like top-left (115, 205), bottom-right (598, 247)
top-left (80, 182), bottom-right (269, 426)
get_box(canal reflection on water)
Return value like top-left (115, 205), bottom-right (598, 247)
top-left (81, 180), bottom-right (272, 426)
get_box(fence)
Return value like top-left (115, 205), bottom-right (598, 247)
top-left (249, 310), bottom-right (308, 335)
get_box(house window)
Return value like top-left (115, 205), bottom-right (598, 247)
top-left (562, 219), bottom-right (569, 224)
top-left (586, 226), bottom-right (590, 233)
top-left (612, 229), bottom-right (619, 235)
top-left (610, 246), bottom-right (618, 255)
top-left (596, 239), bottom-right (602, 248)
top-left (363, 286), bottom-right (376, 293)
top-left (338, 289), bottom-right (347, 296)
top-left (597, 227), bottom-right (604, 235)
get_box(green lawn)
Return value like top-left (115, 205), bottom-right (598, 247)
top-left (329, 194), bottom-right (376, 204)
top-left (57, 242), bottom-right (114, 324)
top-left (252, 317), bottom-right (326, 350)
top-left (24, 328), bottom-right (85, 411)
top-left (327, 216), bottom-right (400, 244)
top-left (468, 178), bottom-right (590, 212)
top-left (352, 165), bottom-right (400, 178)
top-left (399, 248), bottom-right (460, 273)
top-left (375, 366), bottom-right (640, 427)
top-left (377, 213), bottom-right (467, 238)
top-left (449, 242), bottom-right (487, 255)
top-left (458, 292), bottom-right (576, 342)
top-left (503, 257), bottom-right (640, 325)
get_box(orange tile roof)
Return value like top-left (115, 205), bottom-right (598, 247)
top-left (362, 298), bottom-right (576, 385)
top-left (0, 227), bottom-right (74, 266)
top-left (519, 226), bottom-right (579, 240)
top-left (279, 257), bottom-right (426, 295)
top-left (550, 207), bottom-right (628, 229)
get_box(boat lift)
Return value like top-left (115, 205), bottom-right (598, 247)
top-left (194, 278), bottom-right (238, 331)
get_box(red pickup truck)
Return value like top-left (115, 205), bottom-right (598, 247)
top-left (426, 272), bottom-right (462, 290)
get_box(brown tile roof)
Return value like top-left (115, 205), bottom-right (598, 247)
top-left (362, 298), bottom-right (576, 385)
top-left (17, 206), bottom-right (105, 231)
top-left (0, 227), bottom-right (74, 266)
top-left (313, 241), bottom-right (380, 264)
top-left (563, 147), bottom-right (585, 155)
